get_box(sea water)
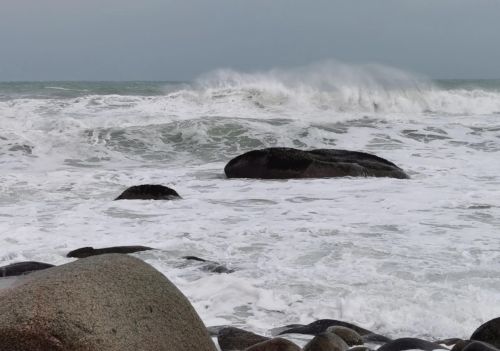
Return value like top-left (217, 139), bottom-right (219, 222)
top-left (1, 61), bottom-right (499, 341)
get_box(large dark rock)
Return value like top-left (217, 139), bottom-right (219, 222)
top-left (303, 332), bottom-right (349, 351)
top-left (471, 317), bottom-right (500, 348)
top-left (67, 246), bottom-right (153, 258)
top-left (0, 254), bottom-right (216, 351)
top-left (377, 338), bottom-right (446, 351)
top-left (244, 337), bottom-right (301, 351)
top-left (224, 148), bottom-right (409, 179)
top-left (0, 261), bottom-right (54, 277)
top-left (115, 184), bottom-right (181, 200)
top-left (218, 327), bottom-right (270, 351)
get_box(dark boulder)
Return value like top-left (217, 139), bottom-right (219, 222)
top-left (67, 245), bottom-right (153, 258)
top-left (244, 337), bottom-right (301, 351)
top-left (0, 254), bottom-right (216, 351)
top-left (471, 317), bottom-right (500, 348)
top-left (362, 333), bottom-right (393, 344)
top-left (377, 338), bottom-right (446, 351)
top-left (276, 319), bottom-right (374, 336)
top-left (217, 327), bottom-right (270, 351)
top-left (463, 341), bottom-right (500, 351)
top-left (0, 261), bottom-right (54, 277)
top-left (326, 326), bottom-right (363, 346)
top-left (115, 184), bottom-right (180, 200)
top-left (303, 332), bottom-right (349, 351)
top-left (224, 148), bottom-right (409, 179)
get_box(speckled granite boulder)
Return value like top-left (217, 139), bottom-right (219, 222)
top-left (0, 254), bottom-right (216, 351)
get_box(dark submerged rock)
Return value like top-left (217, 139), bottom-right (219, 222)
top-left (115, 184), bottom-right (180, 200)
top-left (303, 332), bottom-right (349, 351)
top-left (67, 245), bottom-right (153, 258)
top-left (276, 319), bottom-right (374, 336)
top-left (326, 326), bottom-right (363, 346)
top-left (0, 254), bottom-right (216, 351)
top-left (217, 327), bottom-right (270, 351)
top-left (435, 338), bottom-right (464, 346)
top-left (377, 337), bottom-right (446, 351)
top-left (224, 148), bottom-right (409, 179)
top-left (244, 337), bottom-right (301, 351)
top-left (471, 317), bottom-right (500, 348)
top-left (362, 333), bottom-right (393, 344)
top-left (0, 261), bottom-right (54, 277)
top-left (182, 256), bottom-right (234, 274)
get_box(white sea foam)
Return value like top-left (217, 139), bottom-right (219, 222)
top-left (0, 63), bottom-right (500, 341)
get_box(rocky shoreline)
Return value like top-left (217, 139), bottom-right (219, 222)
top-left (0, 253), bottom-right (499, 350)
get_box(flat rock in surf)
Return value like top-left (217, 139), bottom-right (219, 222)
top-left (115, 184), bottom-right (181, 200)
top-left (377, 338), bottom-right (446, 351)
top-left (0, 261), bottom-right (54, 277)
top-left (67, 245), bottom-right (153, 258)
top-left (224, 148), bottom-right (409, 179)
top-left (274, 319), bottom-right (375, 337)
top-left (471, 317), bottom-right (500, 349)
top-left (182, 256), bottom-right (234, 274)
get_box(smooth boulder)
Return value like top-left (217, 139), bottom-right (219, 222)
top-left (244, 337), bottom-right (301, 351)
top-left (303, 332), bottom-right (349, 351)
top-left (0, 261), bottom-right (54, 277)
top-left (0, 254), bottom-right (216, 351)
top-left (224, 148), bottom-right (409, 179)
top-left (326, 326), bottom-right (363, 346)
top-left (67, 245), bottom-right (153, 258)
top-left (115, 184), bottom-right (180, 200)
top-left (471, 317), bottom-right (500, 348)
top-left (218, 327), bottom-right (270, 351)
top-left (377, 337), bottom-right (446, 351)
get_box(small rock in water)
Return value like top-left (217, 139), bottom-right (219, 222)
top-left (303, 332), bottom-right (349, 351)
top-left (326, 326), bottom-right (363, 346)
top-left (471, 317), bottom-right (500, 349)
top-left (377, 337), bottom-right (446, 351)
top-left (218, 327), bottom-right (270, 351)
top-left (0, 261), bottom-right (54, 277)
top-left (115, 184), bottom-right (181, 200)
top-left (244, 337), bottom-right (301, 351)
top-left (67, 245), bottom-right (153, 258)
top-left (182, 256), bottom-right (234, 274)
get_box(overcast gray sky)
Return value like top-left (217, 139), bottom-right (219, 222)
top-left (1, 0), bottom-right (499, 81)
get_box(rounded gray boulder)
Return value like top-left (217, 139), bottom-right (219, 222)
top-left (0, 254), bottom-right (216, 351)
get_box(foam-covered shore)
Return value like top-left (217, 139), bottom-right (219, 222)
top-left (1, 62), bottom-right (499, 341)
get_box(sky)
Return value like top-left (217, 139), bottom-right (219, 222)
top-left (1, 0), bottom-right (499, 81)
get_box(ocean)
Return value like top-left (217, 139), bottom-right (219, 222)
top-left (1, 62), bottom-right (499, 342)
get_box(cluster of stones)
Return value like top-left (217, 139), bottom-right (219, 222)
top-left (214, 318), bottom-right (500, 351)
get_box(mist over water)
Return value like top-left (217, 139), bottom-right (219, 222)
top-left (1, 62), bottom-right (500, 342)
